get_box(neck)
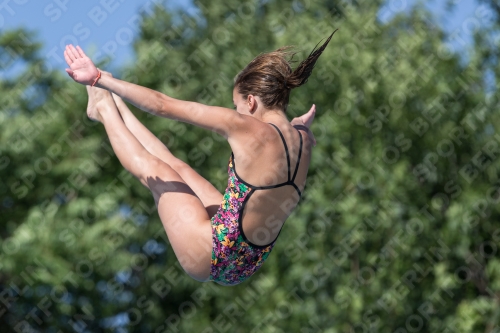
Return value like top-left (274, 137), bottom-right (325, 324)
top-left (255, 108), bottom-right (288, 123)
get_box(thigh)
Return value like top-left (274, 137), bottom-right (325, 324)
top-left (169, 159), bottom-right (223, 218)
top-left (147, 161), bottom-right (212, 281)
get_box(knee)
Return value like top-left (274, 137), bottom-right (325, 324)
top-left (131, 153), bottom-right (164, 177)
top-left (147, 156), bottom-right (168, 172)
top-left (142, 158), bottom-right (176, 189)
top-left (169, 159), bottom-right (189, 174)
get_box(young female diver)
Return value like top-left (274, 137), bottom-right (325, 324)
top-left (63, 31), bottom-right (335, 286)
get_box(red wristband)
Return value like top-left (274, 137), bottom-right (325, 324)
top-left (91, 71), bottom-right (101, 87)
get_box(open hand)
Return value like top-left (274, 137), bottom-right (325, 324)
top-left (291, 104), bottom-right (317, 146)
top-left (64, 45), bottom-right (99, 85)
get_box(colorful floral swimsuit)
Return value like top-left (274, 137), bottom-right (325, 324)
top-left (210, 123), bottom-right (303, 286)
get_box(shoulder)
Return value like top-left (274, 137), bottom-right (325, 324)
top-left (292, 124), bottom-right (314, 148)
top-left (228, 116), bottom-right (278, 154)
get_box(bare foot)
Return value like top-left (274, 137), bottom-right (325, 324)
top-left (86, 70), bottom-right (114, 122)
top-left (92, 87), bottom-right (118, 123)
top-left (86, 85), bottom-right (101, 122)
top-left (98, 71), bottom-right (125, 111)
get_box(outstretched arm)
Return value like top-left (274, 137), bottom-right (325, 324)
top-left (64, 45), bottom-right (245, 138)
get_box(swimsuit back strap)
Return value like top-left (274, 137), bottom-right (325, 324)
top-left (291, 129), bottom-right (303, 182)
top-left (269, 123), bottom-right (291, 181)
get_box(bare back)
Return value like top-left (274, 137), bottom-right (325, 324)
top-left (229, 121), bottom-right (312, 246)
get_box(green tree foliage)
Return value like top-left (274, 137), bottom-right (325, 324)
top-left (1, 0), bottom-right (500, 332)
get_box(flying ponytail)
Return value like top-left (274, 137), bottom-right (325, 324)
top-left (234, 30), bottom-right (338, 111)
top-left (285, 29), bottom-right (338, 89)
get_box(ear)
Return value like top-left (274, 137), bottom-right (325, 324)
top-left (247, 95), bottom-right (257, 113)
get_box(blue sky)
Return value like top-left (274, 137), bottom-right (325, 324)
top-left (0, 0), bottom-right (191, 77)
top-left (387, 0), bottom-right (485, 54)
top-left (0, 0), bottom-right (484, 77)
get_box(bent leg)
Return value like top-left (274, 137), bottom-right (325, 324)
top-left (91, 87), bottom-right (212, 281)
top-left (111, 93), bottom-right (222, 217)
